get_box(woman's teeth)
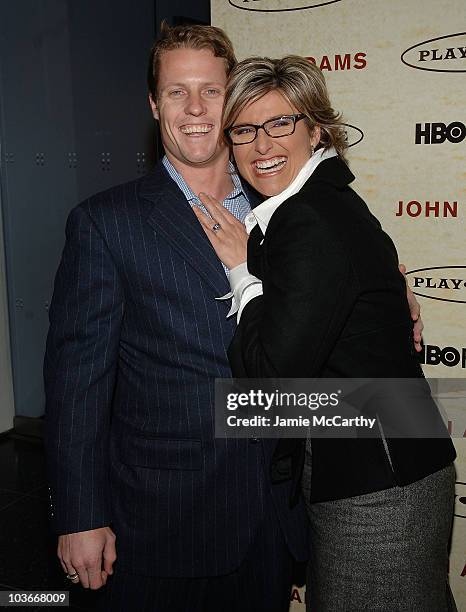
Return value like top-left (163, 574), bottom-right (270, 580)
top-left (254, 157), bottom-right (287, 174)
top-left (180, 125), bottom-right (212, 134)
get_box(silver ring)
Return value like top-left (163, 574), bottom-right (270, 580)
top-left (66, 572), bottom-right (79, 581)
top-left (212, 222), bottom-right (221, 232)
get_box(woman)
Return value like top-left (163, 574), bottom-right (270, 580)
top-left (194, 56), bottom-right (456, 611)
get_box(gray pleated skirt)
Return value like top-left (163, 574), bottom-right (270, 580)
top-left (302, 449), bottom-right (457, 612)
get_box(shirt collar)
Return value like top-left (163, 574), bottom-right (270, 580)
top-left (245, 146), bottom-right (338, 235)
top-left (227, 163), bottom-right (244, 200)
top-left (162, 155), bottom-right (245, 203)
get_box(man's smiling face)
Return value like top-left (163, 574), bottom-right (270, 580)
top-left (150, 48), bottom-right (228, 171)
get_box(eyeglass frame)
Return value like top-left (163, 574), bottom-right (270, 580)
top-left (224, 113), bottom-right (307, 146)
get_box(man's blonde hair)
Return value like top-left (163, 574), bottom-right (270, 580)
top-left (148, 22), bottom-right (237, 100)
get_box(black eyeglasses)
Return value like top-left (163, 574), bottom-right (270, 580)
top-left (224, 114), bottom-right (306, 145)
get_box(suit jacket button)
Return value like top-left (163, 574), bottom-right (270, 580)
top-left (249, 437), bottom-right (259, 444)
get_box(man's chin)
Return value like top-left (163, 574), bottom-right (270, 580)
top-left (180, 149), bottom-right (227, 167)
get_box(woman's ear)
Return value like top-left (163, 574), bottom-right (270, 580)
top-left (311, 125), bottom-right (321, 149)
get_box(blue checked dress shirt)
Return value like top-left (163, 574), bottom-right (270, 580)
top-left (162, 156), bottom-right (251, 275)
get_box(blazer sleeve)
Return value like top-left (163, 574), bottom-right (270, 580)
top-left (228, 198), bottom-right (357, 378)
top-left (44, 203), bottom-right (124, 534)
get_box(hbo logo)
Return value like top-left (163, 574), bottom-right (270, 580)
top-left (420, 345), bottom-right (466, 368)
top-left (415, 122), bottom-right (466, 144)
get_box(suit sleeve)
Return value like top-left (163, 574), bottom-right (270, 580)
top-left (228, 200), bottom-right (357, 378)
top-left (44, 203), bottom-right (124, 534)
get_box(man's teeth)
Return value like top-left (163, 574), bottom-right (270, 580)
top-left (180, 125), bottom-right (212, 134)
top-left (254, 157), bottom-right (287, 173)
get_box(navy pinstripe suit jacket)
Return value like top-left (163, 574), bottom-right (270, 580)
top-left (44, 162), bottom-right (309, 577)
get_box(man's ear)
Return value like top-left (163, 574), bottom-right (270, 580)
top-left (149, 93), bottom-right (159, 120)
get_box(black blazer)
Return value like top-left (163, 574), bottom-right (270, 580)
top-left (228, 156), bottom-right (456, 503)
top-left (44, 161), bottom-right (309, 577)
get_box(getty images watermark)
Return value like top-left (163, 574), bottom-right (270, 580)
top-left (214, 378), bottom-right (466, 439)
top-left (224, 387), bottom-right (377, 429)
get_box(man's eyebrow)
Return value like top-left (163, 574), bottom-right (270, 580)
top-left (161, 81), bottom-right (225, 89)
top-left (160, 82), bottom-right (185, 89)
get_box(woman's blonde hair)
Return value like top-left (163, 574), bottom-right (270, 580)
top-left (223, 55), bottom-right (347, 158)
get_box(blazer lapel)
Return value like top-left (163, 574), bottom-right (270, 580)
top-left (307, 156), bottom-right (355, 188)
top-left (246, 223), bottom-right (266, 280)
top-left (141, 166), bottom-right (230, 295)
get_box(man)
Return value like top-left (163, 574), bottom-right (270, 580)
top-left (44, 23), bottom-right (309, 612)
top-left (45, 23), bottom-right (422, 612)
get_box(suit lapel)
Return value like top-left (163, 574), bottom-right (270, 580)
top-left (243, 182), bottom-right (262, 209)
top-left (141, 165), bottom-right (230, 295)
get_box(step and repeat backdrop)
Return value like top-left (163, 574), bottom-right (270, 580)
top-left (211, 0), bottom-right (466, 608)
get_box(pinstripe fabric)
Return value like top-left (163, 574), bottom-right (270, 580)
top-left (162, 156), bottom-right (249, 224)
top-left (44, 161), bottom-right (309, 578)
top-left (162, 155), bottom-right (251, 277)
top-left (97, 499), bottom-right (293, 612)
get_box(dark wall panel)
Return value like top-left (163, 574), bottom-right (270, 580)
top-left (0, 0), bottom-right (155, 417)
top-left (155, 0), bottom-right (211, 32)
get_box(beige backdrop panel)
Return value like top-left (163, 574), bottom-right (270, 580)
top-left (212, 0), bottom-right (466, 608)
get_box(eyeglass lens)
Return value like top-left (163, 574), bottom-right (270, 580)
top-left (229, 116), bottom-right (297, 144)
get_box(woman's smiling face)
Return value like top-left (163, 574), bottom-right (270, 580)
top-left (231, 89), bottom-right (319, 197)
